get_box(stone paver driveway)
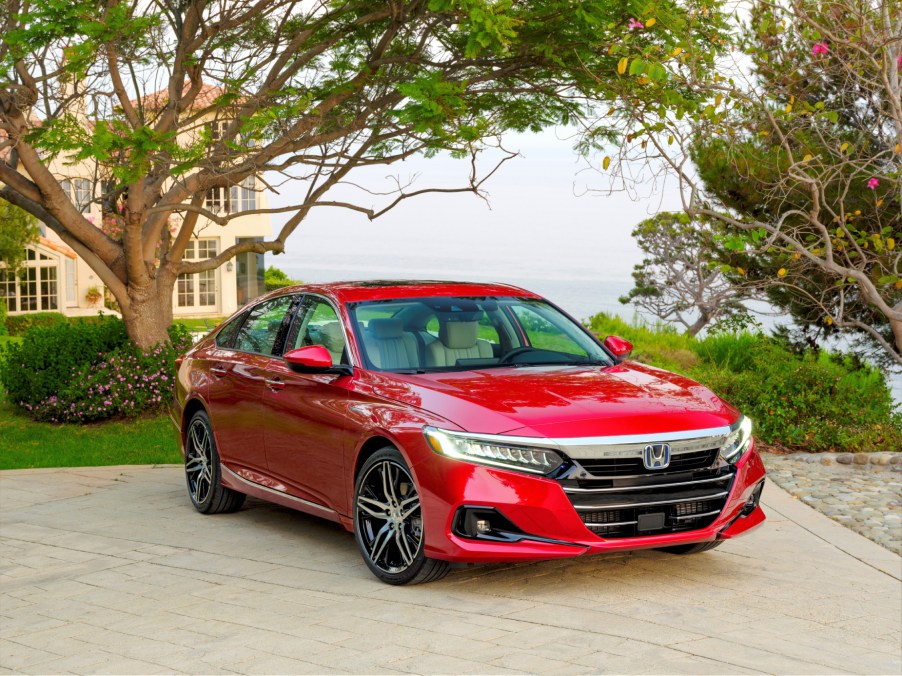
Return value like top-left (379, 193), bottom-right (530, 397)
top-left (1, 466), bottom-right (900, 675)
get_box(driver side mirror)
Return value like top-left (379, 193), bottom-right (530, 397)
top-left (603, 335), bottom-right (633, 360)
top-left (284, 346), bottom-right (352, 375)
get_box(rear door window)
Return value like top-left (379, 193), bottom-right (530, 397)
top-left (234, 295), bottom-right (296, 355)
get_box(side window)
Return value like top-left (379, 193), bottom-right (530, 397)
top-left (214, 312), bottom-right (246, 348)
top-left (234, 295), bottom-right (295, 355)
top-left (287, 299), bottom-right (347, 364)
top-left (511, 305), bottom-right (589, 356)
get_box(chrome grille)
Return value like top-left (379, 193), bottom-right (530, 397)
top-left (560, 462), bottom-right (735, 539)
top-left (576, 448), bottom-right (718, 477)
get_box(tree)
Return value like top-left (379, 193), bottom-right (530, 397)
top-left (0, 0), bottom-right (727, 347)
top-left (0, 197), bottom-right (39, 273)
top-left (596, 0), bottom-right (902, 364)
top-left (620, 212), bottom-right (763, 335)
top-left (264, 265), bottom-right (301, 292)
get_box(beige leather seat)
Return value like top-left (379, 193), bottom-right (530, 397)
top-left (426, 320), bottom-right (493, 368)
top-left (362, 318), bottom-right (419, 369)
top-left (318, 322), bottom-right (346, 365)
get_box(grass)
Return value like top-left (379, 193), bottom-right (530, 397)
top-left (0, 335), bottom-right (23, 349)
top-left (0, 391), bottom-right (179, 470)
top-left (173, 316), bottom-right (226, 334)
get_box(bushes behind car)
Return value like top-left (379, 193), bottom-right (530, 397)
top-left (587, 313), bottom-right (902, 452)
top-left (0, 317), bottom-right (192, 423)
top-left (4, 311), bottom-right (68, 336)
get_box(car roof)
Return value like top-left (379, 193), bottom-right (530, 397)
top-left (275, 280), bottom-right (543, 304)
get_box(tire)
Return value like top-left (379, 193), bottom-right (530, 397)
top-left (184, 410), bottom-right (246, 514)
top-left (353, 447), bottom-right (450, 585)
top-left (657, 540), bottom-right (723, 555)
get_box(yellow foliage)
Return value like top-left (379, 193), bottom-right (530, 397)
top-left (617, 57), bottom-right (628, 75)
top-left (646, 17), bottom-right (657, 27)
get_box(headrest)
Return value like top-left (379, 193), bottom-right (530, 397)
top-left (441, 321), bottom-right (479, 349)
top-left (369, 318), bottom-right (404, 339)
top-left (318, 322), bottom-right (345, 351)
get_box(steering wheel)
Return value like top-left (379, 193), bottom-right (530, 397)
top-left (498, 347), bottom-right (535, 364)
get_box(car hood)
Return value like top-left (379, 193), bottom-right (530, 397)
top-left (367, 362), bottom-right (739, 438)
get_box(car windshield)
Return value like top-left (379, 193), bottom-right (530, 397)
top-left (347, 296), bottom-right (615, 373)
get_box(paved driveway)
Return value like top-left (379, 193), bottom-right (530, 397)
top-left (1, 466), bottom-right (900, 675)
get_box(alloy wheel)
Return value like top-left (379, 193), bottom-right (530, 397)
top-left (355, 459), bottom-right (423, 574)
top-left (185, 418), bottom-right (214, 505)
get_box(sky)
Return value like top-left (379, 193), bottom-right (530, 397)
top-left (265, 128), bottom-right (685, 320)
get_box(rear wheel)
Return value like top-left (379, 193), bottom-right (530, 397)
top-left (658, 541), bottom-right (722, 555)
top-left (184, 410), bottom-right (245, 514)
top-left (354, 447), bottom-right (450, 585)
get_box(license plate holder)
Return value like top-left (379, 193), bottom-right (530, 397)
top-left (637, 512), bottom-right (666, 532)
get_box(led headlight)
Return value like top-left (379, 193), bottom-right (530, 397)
top-left (720, 416), bottom-right (753, 463)
top-left (424, 427), bottom-right (564, 475)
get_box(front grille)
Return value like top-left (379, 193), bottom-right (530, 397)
top-left (577, 448), bottom-right (718, 477)
top-left (561, 464), bottom-right (735, 539)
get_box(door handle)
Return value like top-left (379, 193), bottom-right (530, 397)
top-left (211, 365), bottom-right (228, 377)
top-left (265, 377), bottom-right (285, 391)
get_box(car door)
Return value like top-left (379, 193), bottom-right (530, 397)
top-left (205, 294), bottom-right (298, 476)
top-left (262, 295), bottom-right (356, 514)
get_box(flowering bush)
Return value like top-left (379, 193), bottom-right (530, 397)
top-left (0, 318), bottom-right (192, 423)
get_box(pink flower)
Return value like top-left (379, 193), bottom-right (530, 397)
top-left (812, 42), bottom-right (829, 57)
top-left (897, 55), bottom-right (902, 70)
top-left (628, 18), bottom-right (644, 29)
top-left (867, 177), bottom-right (879, 190)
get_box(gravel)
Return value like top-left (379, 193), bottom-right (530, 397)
top-left (762, 451), bottom-right (902, 555)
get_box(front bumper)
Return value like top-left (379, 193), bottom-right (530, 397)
top-left (411, 438), bottom-right (766, 563)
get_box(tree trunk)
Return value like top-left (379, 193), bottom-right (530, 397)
top-left (892, 318), bottom-right (902, 360)
top-left (686, 312), bottom-right (710, 338)
top-left (118, 279), bottom-right (175, 349)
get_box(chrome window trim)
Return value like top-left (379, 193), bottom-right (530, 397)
top-left (430, 424), bottom-right (735, 460)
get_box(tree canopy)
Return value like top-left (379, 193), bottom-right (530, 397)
top-left (599, 0), bottom-right (902, 363)
top-left (0, 197), bottom-right (39, 274)
top-left (1, 0), bottom-right (728, 346)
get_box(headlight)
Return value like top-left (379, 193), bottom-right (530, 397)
top-left (424, 427), bottom-right (564, 475)
top-left (720, 416), bottom-right (753, 463)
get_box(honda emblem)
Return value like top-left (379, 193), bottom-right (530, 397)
top-left (643, 443), bottom-right (671, 470)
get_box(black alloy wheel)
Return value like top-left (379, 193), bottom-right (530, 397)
top-left (353, 447), bottom-right (450, 585)
top-left (184, 410), bottom-right (245, 514)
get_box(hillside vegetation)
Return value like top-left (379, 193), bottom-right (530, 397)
top-left (588, 314), bottom-right (901, 453)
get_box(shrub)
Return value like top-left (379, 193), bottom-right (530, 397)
top-left (0, 318), bottom-right (192, 423)
top-left (0, 299), bottom-right (7, 336)
top-left (4, 311), bottom-right (67, 336)
top-left (264, 265), bottom-right (302, 291)
top-left (586, 313), bottom-right (901, 452)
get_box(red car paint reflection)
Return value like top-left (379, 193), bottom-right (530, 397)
top-left (173, 281), bottom-right (765, 585)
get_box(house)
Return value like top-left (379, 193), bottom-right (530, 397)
top-left (0, 84), bottom-right (272, 320)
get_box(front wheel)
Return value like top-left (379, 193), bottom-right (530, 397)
top-left (184, 410), bottom-right (246, 514)
top-left (353, 447), bottom-right (450, 585)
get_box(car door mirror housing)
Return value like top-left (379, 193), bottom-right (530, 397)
top-left (284, 346), bottom-right (352, 375)
top-left (603, 335), bottom-right (633, 359)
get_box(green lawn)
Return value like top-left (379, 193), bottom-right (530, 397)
top-left (174, 316), bottom-right (227, 334)
top-left (0, 335), bottom-right (23, 349)
top-left (0, 394), bottom-right (180, 470)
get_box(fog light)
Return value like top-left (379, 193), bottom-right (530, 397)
top-left (741, 481), bottom-right (764, 516)
top-left (475, 519), bottom-right (491, 534)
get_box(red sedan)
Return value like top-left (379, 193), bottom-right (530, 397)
top-left (172, 281), bottom-right (765, 585)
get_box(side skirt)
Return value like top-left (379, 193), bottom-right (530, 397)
top-left (220, 465), bottom-right (342, 524)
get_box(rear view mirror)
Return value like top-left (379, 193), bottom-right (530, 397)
top-left (284, 346), bottom-right (352, 375)
top-left (603, 335), bottom-right (633, 360)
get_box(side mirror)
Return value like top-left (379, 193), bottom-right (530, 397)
top-left (603, 335), bottom-right (633, 360)
top-left (284, 346), bottom-right (352, 375)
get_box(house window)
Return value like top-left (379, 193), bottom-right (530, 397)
top-left (65, 258), bottom-right (77, 304)
top-left (231, 176), bottom-right (257, 212)
top-left (0, 246), bottom-right (59, 312)
top-left (177, 239), bottom-right (218, 309)
top-left (205, 186), bottom-right (230, 213)
top-left (61, 178), bottom-right (92, 213)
